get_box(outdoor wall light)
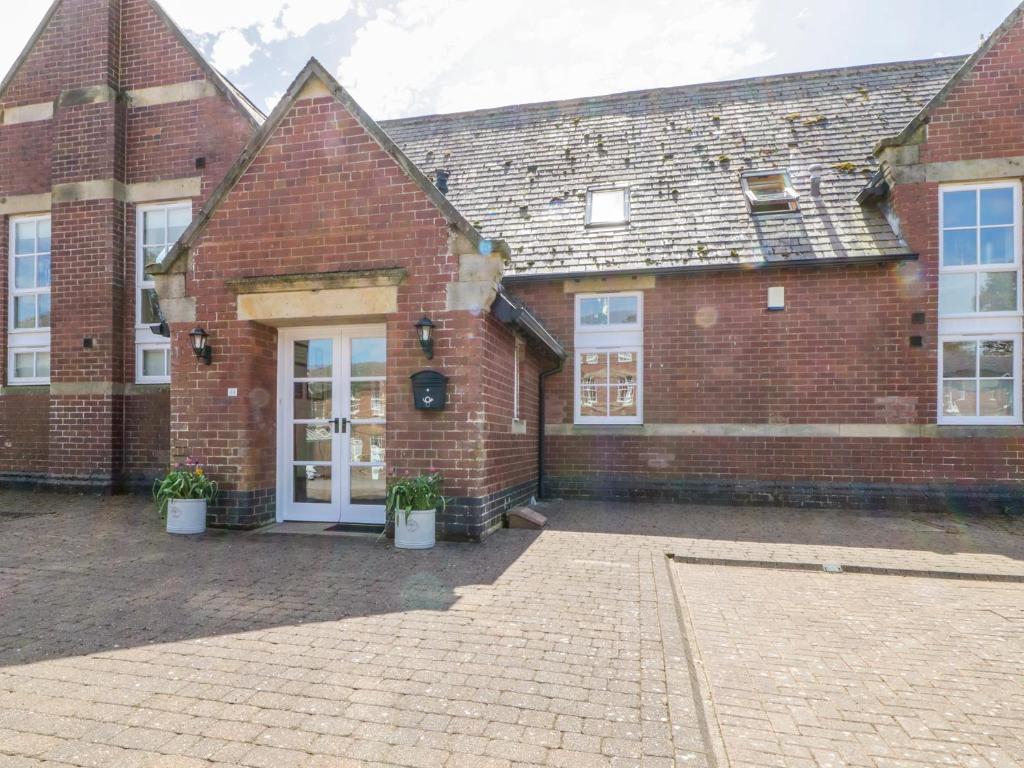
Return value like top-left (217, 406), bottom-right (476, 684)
top-left (415, 316), bottom-right (436, 360)
top-left (189, 327), bottom-right (213, 365)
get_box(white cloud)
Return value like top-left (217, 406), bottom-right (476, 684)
top-left (211, 29), bottom-right (257, 73)
top-left (160, 0), bottom-right (353, 45)
top-left (264, 91), bottom-right (284, 113)
top-left (338, 0), bottom-right (774, 119)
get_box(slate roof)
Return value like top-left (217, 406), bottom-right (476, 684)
top-left (382, 57), bottom-right (966, 277)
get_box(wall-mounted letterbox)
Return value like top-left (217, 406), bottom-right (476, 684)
top-left (411, 370), bottom-right (448, 411)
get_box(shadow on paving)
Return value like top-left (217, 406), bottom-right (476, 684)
top-left (539, 498), bottom-right (1024, 561)
top-left (0, 490), bottom-right (539, 669)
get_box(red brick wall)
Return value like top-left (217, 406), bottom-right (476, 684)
top-left (0, 0), bottom-right (256, 485)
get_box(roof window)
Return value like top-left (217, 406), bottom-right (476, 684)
top-left (586, 188), bottom-right (629, 226)
top-left (741, 171), bottom-right (799, 216)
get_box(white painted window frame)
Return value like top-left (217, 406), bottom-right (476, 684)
top-left (937, 181), bottom-right (1024, 425)
top-left (741, 169), bottom-right (800, 216)
top-left (585, 187), bottom-right (630, 227)
top-left (8, 214), bottom-right (51, 386)
top-left (574, 292), bottom-right (643, 425)
top-left (135, 202), bottom-right (190, 384)
top-left (513, 336), bottom-right (522, 422)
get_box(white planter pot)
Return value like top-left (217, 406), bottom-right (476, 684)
top-left (166, 499), bottom-right (208, 535)
top-left (394, 508), bottom-right (436, 550)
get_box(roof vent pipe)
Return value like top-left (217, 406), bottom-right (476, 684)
top-left (435, 169), bottom-right (450, 194)
top-left (808, 164), bottom-right (823, 198)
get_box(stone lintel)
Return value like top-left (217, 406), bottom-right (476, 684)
top-left (50, 177), bottom-right (202, 206)
top-left (57, 84), bottom-right (118, 109)
top-left (0, 192), bottom-right (52, 215)
top-left (225, 268), bottom-right (407, 295)
top-left (126, 80), bottom-right (219, 108)
top-left (1, 101), bottom-right (54, 125)
top-left (237, 285), bottom-right (399, 324)
top-left (563, 275), bottom-right (657, 294)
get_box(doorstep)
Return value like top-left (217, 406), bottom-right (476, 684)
top-left (251, 521), bottom-right (384, 538)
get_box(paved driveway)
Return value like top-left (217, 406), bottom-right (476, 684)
top-left (0, 491), bottom-right (1022, 768)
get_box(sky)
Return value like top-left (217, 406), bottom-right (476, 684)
top-left (0, 0), bottom-right (1019, 120)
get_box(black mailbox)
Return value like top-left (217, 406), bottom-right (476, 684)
top-left (411, 370), bottom-right (448, 411)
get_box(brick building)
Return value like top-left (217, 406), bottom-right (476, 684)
top-left (6, 1), bottom-right (1024, 537)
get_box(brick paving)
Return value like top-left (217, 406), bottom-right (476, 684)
top-left (0, 491), bottom-right (1023, 767)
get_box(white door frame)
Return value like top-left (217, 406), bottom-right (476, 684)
top-left (276, 324), bottom-right (387, 524)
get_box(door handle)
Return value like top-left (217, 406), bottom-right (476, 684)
top-left (332, 418), bottom-right (349, 434)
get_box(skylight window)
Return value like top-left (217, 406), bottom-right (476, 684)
top-left (742, 171), bottom-right (800, 215)
top-left (586, 188), bottom-right (629, 226)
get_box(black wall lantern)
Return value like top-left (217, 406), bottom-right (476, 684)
top-left (415, 316), bottom-right (436, 360)
top-left (189, 327), bottom-right (213, 365)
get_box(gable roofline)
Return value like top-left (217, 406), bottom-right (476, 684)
top-left (150, 57), bottom-right (506, 276)
top-left (875, 1), bottom-right (1024, 153)
top-left (0, 0), bottom-right (265, 128)
top-left (0, 0), bottom-right (63, 100)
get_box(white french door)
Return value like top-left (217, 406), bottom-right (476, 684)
top-left (277, 325), bottom-right (387, 524)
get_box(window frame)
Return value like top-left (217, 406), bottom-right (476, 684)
top-left (135, 201), bottom-right (191, 384)
top-left (585, 187), bottom-right (630, 227)
top-left (937, 334), bottom-right (1022, 426)
top-left (741, 170), bottom-right (800, 216)
top-left (573, 292), bottom-right (644, 426)
top-left (8, 214), bottom-right (52, 386)
top-left (512, 336), bottom-right (522, 423)
top-left (938, 181), bottom-right (1022, 320)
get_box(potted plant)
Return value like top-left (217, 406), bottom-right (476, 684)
top-left (154, 458), bottom-right (218, 535)
top-left (386, 473), bottom-right (446, 550)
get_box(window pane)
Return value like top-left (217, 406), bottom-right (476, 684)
top-left (580, 352), bottom-right (608, 385)
top-left (14, 352), bottom-right (34, 379)
top-left (37, 219), bottom-right (50, 253)
top-left (609, 353), bottom-right (638, 417)
top-left (294, 339), bottom-right (332, 378)
top-left (943, 341), bottom-right (976, 378)
top-left (589, 189), bottom-right (626, 224)
top-left (143, 245), bottom-right (166, 268)
top-left (609, 296), bottom-right (638, 325)
top-left (294, 382), bottom-right (332, 421)
top-left (980, 379), bottom-right (1014, 417)
top-left (167, 207), bottom-right (191, 241)
top-left (140, 288), bottom-right (160, 324)
top-left (350, 467), bottom-right (386, 505)
top-left (143, 210), bottom-right (166, 245)
top-left (294, 465), bottom-right (331, 504)
top-left (14, 256), bottom-right (34, 290)
top-left (980, 227), bottom-right (1014, 264)
top-left (942, 380), bottom-right (977, 417)
top-left (350, 424), bottom-right (385, 463)
top-left (980, 340), bottom-right (1013, 378)
top-left (579, 298), bottom-right (607, 325)
top-left (980, 188), bottom-right (1014, 226)
top-left (37, 293), bottom-right (50, 328)
top-left (14, 221), bottom-right (35, 255)
top-left (978, 271), bottom-right (1017, 312)
top-left (294, 424), bottom-right (332, 462)
top-left (351, 338), bottom-right (386, 377)
top-left (36, 352), bottom-right (49, 379)
top-left (579, 385), bottom-right (608, 417)
top-left (14, 296), bottom-right (36, 329)
top-left (943, 190), bottom-right (976, 228)
top-left (351, 381), bottom-right (385, 418)
top-left (36, 253), bottom-right (50, 288)
top-left (943, 229), bottom-right (977, 266)
top-left (142, 348), bottom-right (168, 377)
top-left (939, 273), bottom-right (975, 314)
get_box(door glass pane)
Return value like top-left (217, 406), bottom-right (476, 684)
top-left (942, 229), bottom-right (977, 266)
top-left (294, 465), bottom-right (331, 504)
top-left (980, 340), bottom-right (1013, 378)
top-left (980, 188), bottom-right (1014, 226)
top-left (980, 380), bottom-right (1014, 417)
top-left (36, 253), bottom-right (50, 287)
top-left (14, 296), bottom-right (36, 329)
top-left (36, 352), bottom-right (49, 378)
top-left (37, 294), bottom-right (50, 328)
top-left (609, 296), bottom-right (638, 324)
top-left (140, 288), bottom-right (159, 324)
top-left (294, 382), bottom-right (332, 420)
top-left (942, 380), bottom-right (976, 417)
top-left (980, 227), bottom-right (1014, 264)
top-left (143, 348), bottom-right (167, 377)
top-left (943, 190), bottom-right (976, 228)
top-left (978, 271), bottom-right (1017, 312)
top-left (939, 274), bottom-right (975, 314)
top-left (14, 353), bottom-right (34, 379)
top-left (350, 467), bottom-right (386, 505)
top-left (14, 222), bottom-right (35, 255)
top-left (943, 341), bottom-right (976, 378)
top-left (351, 338), bottom-right (386, 377)
top-left (14, 256), bottom-right (34, 290)
top-left (294, 424), bottom-right (332, 462)
top-left (295, 339), bottom-right (332, 378)
top-left (351, 381), bottom-right (385, 418)
top-left (350, 424), bottom-right (385, 464)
